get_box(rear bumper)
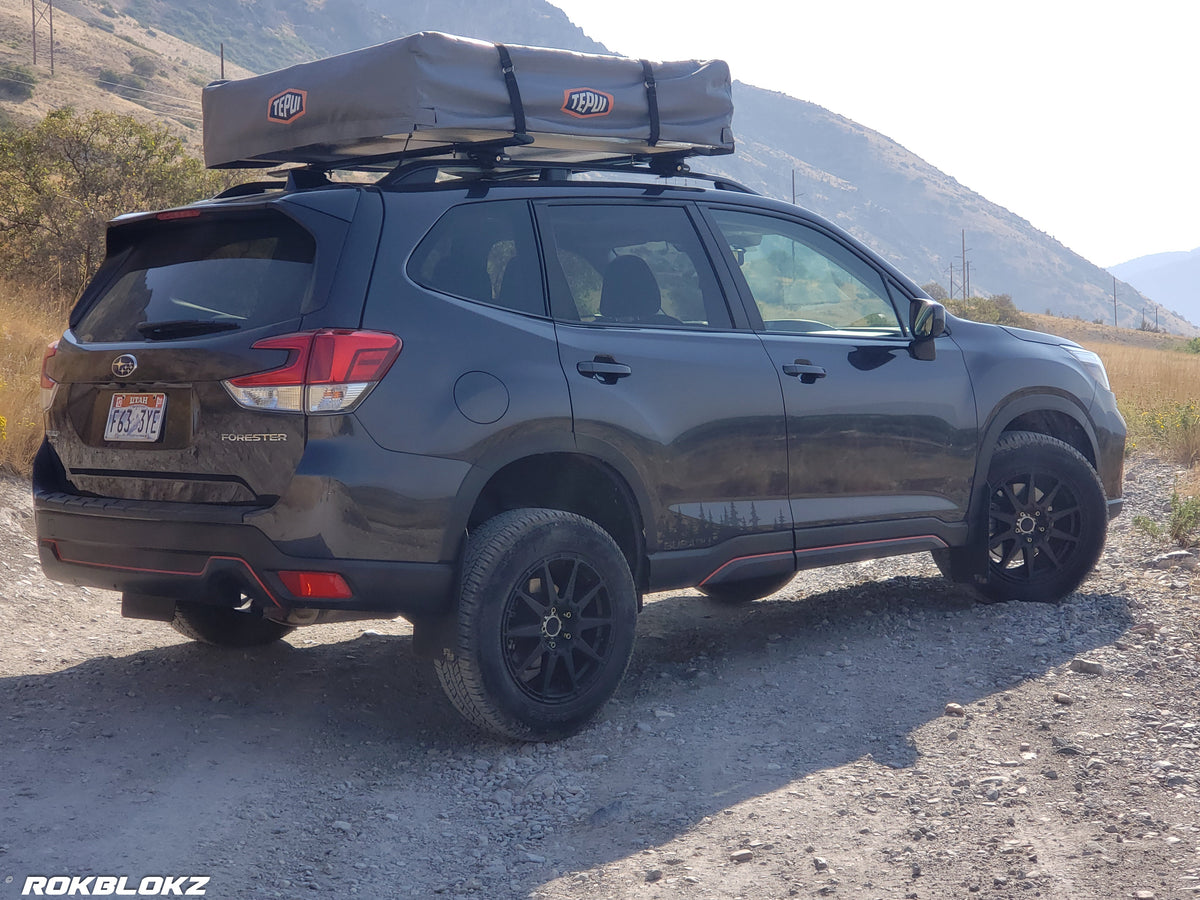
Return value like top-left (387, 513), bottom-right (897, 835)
top-left (35, 490), bottom-right (455, 618)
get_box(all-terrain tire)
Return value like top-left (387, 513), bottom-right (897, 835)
top-left (944, 431), bottom-right (1107, 604)
top-left (699, 572), bottom-right (794, 604)
top-left (434, 508), bottom-right (638, 742)
top-left (171, 602), bottom-right (295, 647)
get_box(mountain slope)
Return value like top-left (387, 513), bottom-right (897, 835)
top-left (1110, 249), bottom-right (1200, 326)
top-left (103, 0), bottom-right (606, 73)
top-left (1, 0), bottom-right (1194, 334)
top-left (705, 85), bottom-right (1194, 334)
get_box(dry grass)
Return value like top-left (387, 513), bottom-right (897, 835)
top-left (1085, 341), bottom-right (1200, 467)
top-left (0, 280), bottom-right (65, 476)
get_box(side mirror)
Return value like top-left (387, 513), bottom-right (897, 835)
top-left (909, 298), bottom-right (945, 361)
top-left (911, 298), bottom-right (946, 340)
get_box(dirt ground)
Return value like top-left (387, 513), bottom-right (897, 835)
top-left (2, 454), bottom-right (1199, 900)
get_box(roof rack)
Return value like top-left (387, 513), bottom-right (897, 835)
top-left (376, 153), bottom-right (756, 193)
top-left (210, 149), bottom-right (756, 200)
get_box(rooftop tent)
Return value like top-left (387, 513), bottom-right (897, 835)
top-left (201, 31), bottom-right (735, 169)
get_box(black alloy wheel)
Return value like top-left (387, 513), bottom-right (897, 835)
top-left (956, 431), bottom-right (1108, 604)
top-left (501, 554), bottom-right (619, 705)
top-left (435, 508), bottom-right (638, 741)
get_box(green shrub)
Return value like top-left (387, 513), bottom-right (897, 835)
top-left (0, 64), bottom-right (36, 101)
top-left (1133, 515), bottom-right (1164, 540)
top-left (0, 108), bottom-right (232, 302)
top-left (130, 55), bottom-right (159, 78)
top-left (97, 69), bottom-right (147, 92)
top-left (1169, 492), bottom-right (1200, 547)
top-left (944, 294), bottom-right (1028, 327)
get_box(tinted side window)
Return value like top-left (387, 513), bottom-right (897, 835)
top-left (74, 213), bottom-right (315, 343)
top-left (408, 200), bottom-right (545, 316)
top-left (537, 204), bottom-right (731, 329)
top-left (710, 209), bottom-right (902, 336)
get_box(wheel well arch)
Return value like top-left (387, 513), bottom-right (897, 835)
top-left (1000, 408), bottom-right (1096, 468)
top-left (961, 395), bottom-right (1101, 555)
top-left (467, 453), bottom-right (646, 590)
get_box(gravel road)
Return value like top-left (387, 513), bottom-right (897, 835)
top-left (2, 454), bottom-right (1198, 900)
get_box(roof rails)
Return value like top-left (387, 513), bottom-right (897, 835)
top-left (211, 149), bottom-right (756, 201)
top-left (377, 153), bottom-right (756, 193)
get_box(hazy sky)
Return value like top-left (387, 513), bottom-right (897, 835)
top-left (549, 0), bottom-right (1197, 267)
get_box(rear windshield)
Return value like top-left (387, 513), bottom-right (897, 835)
top-left (74, 213), bottom-right (316, 343)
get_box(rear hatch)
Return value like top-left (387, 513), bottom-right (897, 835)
top-left (42, 190), bottom-right (375, 505)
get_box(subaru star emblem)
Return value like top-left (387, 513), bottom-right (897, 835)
top-left (111, 354), bottom-right (137, 378)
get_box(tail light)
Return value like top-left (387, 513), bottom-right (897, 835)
top-left (223, 330), bottom-right (401, 414)
top-left (277, 570), bottom-right (353, 600)
top-left (40, 340), bottom-right (59, 410)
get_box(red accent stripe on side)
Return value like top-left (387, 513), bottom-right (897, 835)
top-left (699, 551), bottom-right (794, 587)
top-left (794, 535), bottom-right (948, 558)
top-left (699, 535), bottom-right (949, 587)
top-left (43, 540), bottom-right (284, 608)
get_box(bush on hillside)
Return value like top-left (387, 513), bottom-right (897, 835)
top-left (945, 293), bottom-right (1028, 327)
top-left (130, 55), bottom-right (159, 78)
top-left (0, 108), bottom-right (230, 307)
top-left (0, 65), bottom-right (36, 102)
top-left (920, 281), bottom-right (948, 302)
top-left (97, 68), bottom-right (147, 92)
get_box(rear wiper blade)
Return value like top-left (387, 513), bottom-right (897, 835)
top-left (136, 319), bottom-right (241, 340)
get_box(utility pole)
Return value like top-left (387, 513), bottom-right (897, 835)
top-left (961, 230), bottom-right (966, 300)
top-left (31, 0), bottom-right (54, 74)
top-left (1113, 276), bottom-right (1117, 327)
top-left (958, 230), bottom-right (972, 301)
top-left (947, 263), bottom-right (955, 301)
top-left (220, 42), bottom-right (225, 80)
top-left (791, 170), bottom-right (795, 205)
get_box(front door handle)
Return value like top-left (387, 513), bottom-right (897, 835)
top-left (577, 357), bottom-right (632, 384)
top-left (782, 360), bottom-right (827, 384)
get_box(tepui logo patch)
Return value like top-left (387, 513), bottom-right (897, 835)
top-left (562, 88), bottom-right (614, 118)
top-left (268, 89), bottom-right (307, 123)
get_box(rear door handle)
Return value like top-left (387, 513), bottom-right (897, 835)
top-left (577, 357), bottom-right (632, 384)
top-left (782, 361), bottom-right (827, 384)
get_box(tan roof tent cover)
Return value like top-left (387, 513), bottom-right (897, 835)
top-left (201, 31), bottom-right (735, 169)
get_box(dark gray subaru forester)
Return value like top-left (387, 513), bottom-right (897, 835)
top-left (34, 34), bottom-right (1125, 741)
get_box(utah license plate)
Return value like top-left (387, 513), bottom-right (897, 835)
top-left (103, 393), bottom-right (167, 442)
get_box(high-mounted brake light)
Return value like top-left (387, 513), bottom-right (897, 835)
top-left (156, 209), bottom-right (202, 221)
top-left (40, 339), bottom-right (59, 410)
top-left (223, 329), bottom-right (401, 414)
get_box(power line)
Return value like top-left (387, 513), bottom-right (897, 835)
top-left (0, 60), bottom-right (204, 115)
top-left (91, 79), bottom-right (202, 109)
top-left (93, 81), bottom-right (201, 114)
top-left (7, 76), bottom-right (204, 123)
top-left (0, 67), bottom-right (202, 122)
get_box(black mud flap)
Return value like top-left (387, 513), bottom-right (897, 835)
top-left (121, 592), bottom-right (177, 622)
top-left (411, 613), bottom-right (457, 660)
